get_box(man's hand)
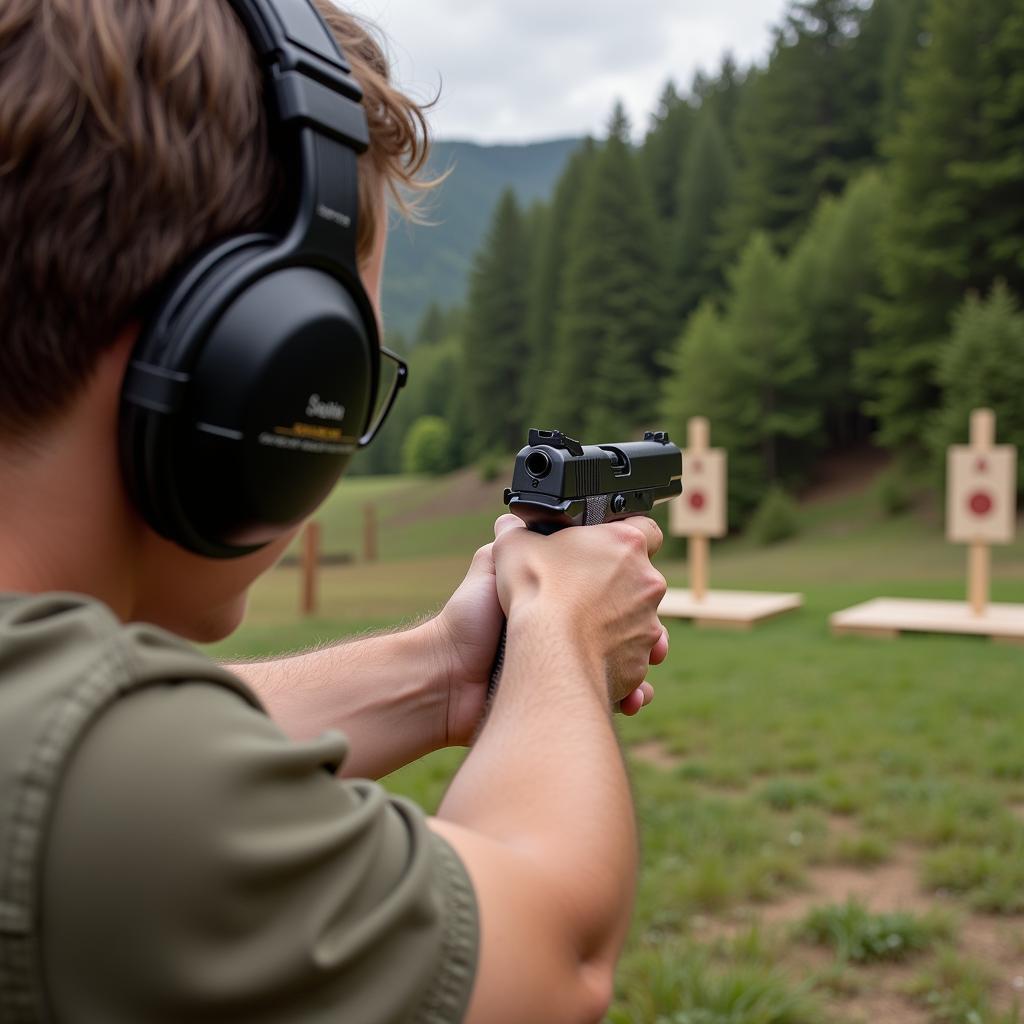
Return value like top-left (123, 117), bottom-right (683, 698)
top-left (491, 513), bottom-right (669, 706)
top-left (430, 516), bottom-right (667, 745)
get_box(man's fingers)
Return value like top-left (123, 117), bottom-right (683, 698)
top-left (617, 682), bottom-right (655, 716)
top-left (649, 626), bottom-right (669, 666)
top-left (617, 688), bottom-right (644, 716)
top-left (617, 515), bottom-right (664, 557)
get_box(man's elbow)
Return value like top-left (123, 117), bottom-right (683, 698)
top-left (575, 959), bottom-right (616, 1024)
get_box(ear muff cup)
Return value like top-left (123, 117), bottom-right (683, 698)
top-left (123, 262), bottom-right (376, 558)
top-left (119, 0), bottom-right (381, 560)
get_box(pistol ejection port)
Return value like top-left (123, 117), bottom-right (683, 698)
top-left (525, 450), bottom-right (553, 480)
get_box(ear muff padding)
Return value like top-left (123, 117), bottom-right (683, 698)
top-left (123, 264), bottom-right (375, 558)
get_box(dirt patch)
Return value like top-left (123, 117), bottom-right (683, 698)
top-left (694, 834), bottom-right (1024, 1020)
top-left (385, 465), bottom-right (507, 529)
top-left (630, 739), bottom-right (684, 770)
top-left (761, 849), bottom-right (933, 927)
top-left (825, 814), bottom-right (861, 842)
top-left (820, 963), bottom-right (930, 1024)
top-left (959, 916), bottom-right (1024, 1013)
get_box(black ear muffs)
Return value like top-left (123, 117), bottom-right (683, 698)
top-left (119, 0), bottom-right (380, 558)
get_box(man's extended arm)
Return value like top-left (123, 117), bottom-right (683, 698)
top-left (432, 514), bottom-right (667, 1024)
top-left (229, 619), bottom-right (458, 780)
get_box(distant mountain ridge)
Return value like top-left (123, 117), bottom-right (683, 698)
top-left (382, 137), bottom-right (584, 339)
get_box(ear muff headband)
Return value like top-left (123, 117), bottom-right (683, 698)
top-left (119, 0), bottom-right (381, 559)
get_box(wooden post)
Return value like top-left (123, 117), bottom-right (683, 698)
top-left (301, 521), bottom-right (321, 618)
top-left (690, 535), bottom-right (709, 602)
top-left (968, 543), bottom-right (990, 617)
top-left (971, 408), bottom-right (996, 450)
top-left (688, 416), bottom-right (710, 454)
top-left (688, 417), bottom-right (710, 603)
top-left (363, 503), bottom-right (378, 563)
top-left (967, 409), bottom-right (995, 617)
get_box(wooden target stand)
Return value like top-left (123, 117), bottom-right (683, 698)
top-left (831, 410), bottom-right (1024, 645)
top-left (658, 418), bottom-right (803, 631)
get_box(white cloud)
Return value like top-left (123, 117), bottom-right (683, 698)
top-left (336, 0), bottom-right (791, 142)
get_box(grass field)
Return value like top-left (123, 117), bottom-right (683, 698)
top-left (210, 466), bottom-right (1024, 1024)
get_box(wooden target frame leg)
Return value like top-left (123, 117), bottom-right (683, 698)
top-left (689, 535), bottom-right (709, 603)
top-left (968, 542), bottom-right (990, 617)
top-left (301, 521), bottom-right (321, 618)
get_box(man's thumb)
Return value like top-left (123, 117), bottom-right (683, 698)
top-left (493, 513), bottom-right (525, 539)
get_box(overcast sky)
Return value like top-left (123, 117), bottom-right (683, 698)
top-left (338, 0), bottom-right (792, 144)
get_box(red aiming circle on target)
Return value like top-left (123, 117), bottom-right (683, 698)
top-left (689, 491), bottom-right (706, 511)
top-left (968, 491), bottom-right (994, 517)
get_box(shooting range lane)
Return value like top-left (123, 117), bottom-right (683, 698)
top-left (659, 417), bottom-right (803, 630)
top-left (831, 409), bottom-right (1024, 644)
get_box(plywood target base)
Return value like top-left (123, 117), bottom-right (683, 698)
top-left (831, 598), bottom-right (1024, 644)
top-left (659, 589), bottom-right (803, 631)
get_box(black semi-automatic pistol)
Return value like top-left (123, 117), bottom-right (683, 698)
top-left (504, 428), bottom-right (683, 534)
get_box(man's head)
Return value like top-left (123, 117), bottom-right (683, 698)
top-left (0, 0), bottom-right (430, 436)
top-left (0, 0), bottom-right (433, 638)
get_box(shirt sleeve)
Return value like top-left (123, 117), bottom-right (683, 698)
top-left (40, 681), bottom-right (478, 1024)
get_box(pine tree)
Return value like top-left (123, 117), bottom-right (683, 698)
top-left (873, 0), bottom-right (931, 140)
top-left (670, 109), bottom-right (734, 323)
top-left (658, 300), bottom-right (763, 524)
top-left (787, 169), bottom-right (889, 445)
top-left (536, 104), bottom-right (665, 440)
top-left (932, 283), bottom-right (1024, 496)
top-left (659, 301), bottom-right (734, 440)
top-left (691, 55), bottom-right (745, 146)
top-left (524, 139), bottom-right (595, 424)
top-left (642, 82), bottom-right (695, 223)
top-left (414, 303), bottom-right (446, 347)
top-left (716, 0), bottom-right (879, 263)
top-left (866, 0), bottom-right (1024, 453)
top-left (661, 235), bottom-right (820, 522)
top-left (462, 189), bottom-right (531, 453)
top-left (722, 233), bottom-right (820, 508)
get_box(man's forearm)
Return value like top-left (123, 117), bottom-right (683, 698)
top-left (436, 602), bottom-right (638, 964)
top-left (228, 621), bottom-right (451, 780)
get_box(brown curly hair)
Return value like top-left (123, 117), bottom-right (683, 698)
top-left (0, 0), bottom-right (434, 437)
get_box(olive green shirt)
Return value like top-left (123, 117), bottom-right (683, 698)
top-left (0, 594), bottom-right (478, 1023)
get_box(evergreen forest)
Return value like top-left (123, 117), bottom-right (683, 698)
top-left (361, 0), bottom-right (1024, 529)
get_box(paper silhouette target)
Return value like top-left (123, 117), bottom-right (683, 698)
top-left (947, 446), bottom-right (1016, 545)
top-left (670, 449), bottom-right (727, 538)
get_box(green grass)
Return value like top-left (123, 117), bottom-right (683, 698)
top-left (909, 951), bottom-right (1023, 1023)
top-left (285, 467), bottom-right (504, 563)
top-left (830, 832), bottom-right (892, 868)
top-left (922, 845), bottom-right (1024, 914)
top-left (795, 900), bottom-right (953, 963)
top-left (208, 474), bottom-right (1024, 1023)
top-left (609, 941), bottom-right (826, 1024)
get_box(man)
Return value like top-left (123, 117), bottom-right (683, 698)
top-left (0, 2), bottom-right (669, 1021)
